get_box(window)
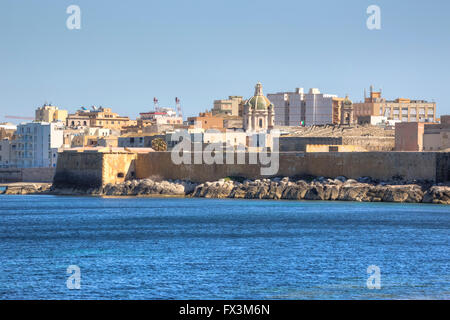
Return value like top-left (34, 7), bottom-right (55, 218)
top-left (259, 119), bottom-right (263, 128)
top-left (329, 146), bottom-right (339, 152)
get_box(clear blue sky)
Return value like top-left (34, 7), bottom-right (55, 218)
top-left (1, 0), bottom-right (449, 122)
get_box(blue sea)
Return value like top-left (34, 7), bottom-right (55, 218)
top-left (0, 195), bottom-right (448, 300)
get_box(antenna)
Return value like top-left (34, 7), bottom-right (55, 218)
top-left (175, 97), bottom-right (182, 120)
top-left (153, 97), bottom-right (159, 112)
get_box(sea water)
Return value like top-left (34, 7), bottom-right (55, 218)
top-left (0, 195), bottom-right (448, 299)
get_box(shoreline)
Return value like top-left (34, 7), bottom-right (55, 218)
top-left (2, 177), bottom-right (449, 205)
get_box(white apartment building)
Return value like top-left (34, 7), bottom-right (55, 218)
top-left (12, 122), bottom-right (64, 168)
top-left (305, 88), bottom-right (337, 126)
top-left (268, 88), bottom-right (305, 126)
top-left (268, 88), bottom-right (337, 126)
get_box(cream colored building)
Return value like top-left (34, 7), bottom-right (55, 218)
top-left (67, 106), bottom-right (131, 130)
top-left (354, 86), bottom-right (436, 123)
top-left (212, 96), bottom-right (243, 116)
top-left (423, 116), bottom-right (450, 151)
top-left (35, 104), bottom-right (68, 123)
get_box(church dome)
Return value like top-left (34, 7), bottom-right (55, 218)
top-left (245, 82), bottom-right (273, 111)
top-left (344, 95), bottom-right (353, 105)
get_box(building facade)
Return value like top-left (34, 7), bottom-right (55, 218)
top-left (0, 138), bottom-right (11, 167)
top-left (353, 87), bottom-right (436, 123)
top-left (395, 122), bottom-right (425, 151)
top-left (212, 96), bottom-right (243, 116)
top-left (423, 116), bottom-right (450, 151)
top-left (67, 107), bottom-right (131, 130)
top-left (268, 88), bottom-right (352, 126)
top-left (12, 122), bottom-right (64, 168)
top-left (187, 112), bottom-right (224, 130)
top-left (35, 104), bottom-right (68, 123)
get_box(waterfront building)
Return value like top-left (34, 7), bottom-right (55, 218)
top-left (268, 88), bottom-right (352, 126)
top-left (135, 107), bottom-right (183, 134)
top-left (139, 107), bottom-right (182, 126)
top-left (423, 115), bottom-right (450, 151)
top-left (395, 122), bottom-right (426, 151)
top-left (118, 133), bottom-right (165, 148)
top-left (0, 122), bottom-right (17, 140)
top-left (35, 104), bottom-right (68, 123)
top-left (0, 138), bottom-right (11, 167)
top-left (12, 122), bottom-right (64, 168)
top-left (268, 88), bottom-right (305, 126)
top-left (243, 82), bottom-right (275, 132)
top-left (187, 112), bottom-right (225, 130)
top-left (353, 86), bottom-right (436, 123)
top-left (304, 88), bottom-right (338, 126)
top-left (212, 96), bottom-right (243, 116)
top-left (67, 106), bottom-right (132, 130)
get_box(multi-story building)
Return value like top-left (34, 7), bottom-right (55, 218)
top-left (12, 122), bottom-right (64, 168)
top-left (0, 138), bottom-right (11, 167)
top-left (354, 86), bottom-right (436, 123)
top-left (212, 96), bottom-right (243, 116)
top-left (0, 122), bottom-right (17, 140)
top-left (35, 104), bottom-right (68, 123)
top-left (268, 88), bottom-right (305, 126)
top-left (304, 88), bottom-right (339, 126)
top-left (138, 107), bottom-right (183, 126)
top-left (67, 106), bottom-right (132, 130)
top-left (68, 127), bottom-right (119, 148)
top-left (118, 134), bottom-right (165, 148)
top-left (394, 122), bottom-right (426, 151)
top-left (268, 88), bottom-right (352, 126)
top-left (423, 115), bottom-right (450, 151)
top-left (187, 112), bottom-right (225, 130)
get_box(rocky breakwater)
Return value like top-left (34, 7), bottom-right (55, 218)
top-left (51, 179), bottom-right (198, 197)
top-left (0, 183), bottom-right (52, 195)
top-left (191, 177), bottom-right (450, 204)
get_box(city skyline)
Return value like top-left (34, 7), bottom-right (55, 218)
top-left (1, 0), bottom-right (449, 123)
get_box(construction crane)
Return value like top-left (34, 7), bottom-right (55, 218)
top-left (175, 97), bottom-right (182, 119)
top-left (5, 115), bottom-right (34, 120)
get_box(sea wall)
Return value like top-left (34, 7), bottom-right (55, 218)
top-left (53, 151), bottom-right (104, 188)
top-left (0, 167), bottom-right (55, 183)
top-left (53, 150), bottom-right (450, 188)
top-left (136, 152), bottom-right (445, 183)
top-left (53, 151), bottom-right (137, 188)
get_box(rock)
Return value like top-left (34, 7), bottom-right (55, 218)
top-left (304, 184), bottom-right (325, 200)
top-left (423, 186), bottom-right (450, 205)
top-left (357, 176), bottom-right (373, 184)
top-left (337, 183), bottom-right (370, 202)
top-left (335, 176), bottom-right (347, 183)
